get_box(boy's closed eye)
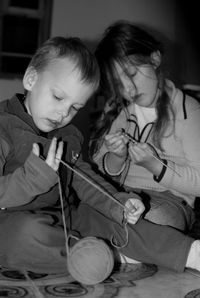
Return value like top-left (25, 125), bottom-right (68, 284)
top-left (54, 95), bottom-right (63, 101)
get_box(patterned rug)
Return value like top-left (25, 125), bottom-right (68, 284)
top-left (185, 289), bottom-right (200, 298)
top-left (0, 263), bottom-right (157, 297)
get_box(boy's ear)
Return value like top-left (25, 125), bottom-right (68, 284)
top-left (23, 67), bottom-right (38, 91)
top-left (151, 50), bottom-right (161, 69)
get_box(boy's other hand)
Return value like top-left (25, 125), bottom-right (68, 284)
top-left (32, 137), bottom-right (63, 172)
top-left (124, 198), bottom-right (145, 225)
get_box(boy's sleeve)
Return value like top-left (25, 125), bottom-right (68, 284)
top-left (0, 138), bottom-right (58, 208)
top-left (72, 157), bottom-right (141, 225)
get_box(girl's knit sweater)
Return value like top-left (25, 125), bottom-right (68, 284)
top-left (94, 80), bottom-right (200, 208)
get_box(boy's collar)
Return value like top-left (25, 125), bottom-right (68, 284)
top-left (8, 94), bottom-right (48, 137)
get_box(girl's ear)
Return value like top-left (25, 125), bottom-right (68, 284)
top-left (151, 50), bottom-right (161, 69)
top-left (23, 67), bottom-right (38, 91)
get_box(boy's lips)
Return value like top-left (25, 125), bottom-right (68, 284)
top-left (47, 118), bottom-right (62, 127)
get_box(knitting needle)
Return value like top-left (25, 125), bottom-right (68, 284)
top-left (57, 158), bottom-right (136, 212)
top-left (121, 130), bottom-right (181, 177)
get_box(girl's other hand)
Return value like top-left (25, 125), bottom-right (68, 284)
top-left (104, 131), bottom-right (128, 158)
top-left (32, 137), bottom-right (63, 172)
top-left (128, 142), bottom-right (162, 175)
top-left (124, 198), bottom-right (145, 225)
top-left (128, 142), bottom-right (154, 165)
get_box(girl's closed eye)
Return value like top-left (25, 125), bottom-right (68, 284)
top-left (54, 94), bottom-right (63, 101)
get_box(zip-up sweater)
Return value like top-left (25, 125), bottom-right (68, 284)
top-left (0, 94), bottom-right (138, 225)
top-left (93, 80), bottom-right (200, 208)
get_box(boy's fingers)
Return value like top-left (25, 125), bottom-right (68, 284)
top-left (32, 143), bottom-right (40, 156)
top-left (55, 141), bottom-right (64, 161)
top-left (46, 137), bottom-right (57, 163)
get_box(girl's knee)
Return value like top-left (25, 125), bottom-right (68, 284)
top-left (144, 208), bottom-right (187, 230)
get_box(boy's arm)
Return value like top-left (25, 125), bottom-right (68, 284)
top-left (72, 157), bottom-right (141, 225)
top-left (0, 138), bottom-right (58, 208)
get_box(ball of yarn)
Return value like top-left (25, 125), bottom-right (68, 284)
top-left (67, 236), bottom-right (114, 285)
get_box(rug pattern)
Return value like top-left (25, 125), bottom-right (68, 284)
top-left (0, 263), bottom-right (157, 297)
top-left (185, 289), bottom-right (200, 298)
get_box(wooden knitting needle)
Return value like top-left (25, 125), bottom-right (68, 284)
top-left (121, 130), bottom-right (181, 177)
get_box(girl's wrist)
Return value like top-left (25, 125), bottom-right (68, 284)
top-left (103, 151), bottom-right (127, 176)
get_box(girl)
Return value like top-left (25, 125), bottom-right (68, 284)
top-left (90, 20), bottom-right (200, 232)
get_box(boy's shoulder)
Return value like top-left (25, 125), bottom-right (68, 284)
top-left (54, 123), bottom-right (84, 145)
top-left (0, 100), bottom-right (13, 125)
top-left (0, 99), bottom-right (10, 113)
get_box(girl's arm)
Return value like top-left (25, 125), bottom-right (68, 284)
top-left (154, 108), bottom-right (200, 196)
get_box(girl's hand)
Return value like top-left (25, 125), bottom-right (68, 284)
top-left (128, 142), bottom-right (162, 175)
top-left (104, 131), bottom-right (128, 158)
top-left (128, 142), bottom-right (154, 164)
top-left (32, 137), bottom-right (63, 172)
top-left (124, 198), bottom-right (145, 225)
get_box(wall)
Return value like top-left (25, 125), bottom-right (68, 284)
top-left (0, 0), bottom-right (176, 100)
top-left (174, 1), bottom-right (200, 86)
top-left (0, 0), bottom-right (179, 159)
top-left (51, 0), bottom-right (175, 41)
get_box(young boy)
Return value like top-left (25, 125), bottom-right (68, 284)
top-left (0, 36), bottom-right (144, 273)
top-left (0, 36), bottom-right (199, 275)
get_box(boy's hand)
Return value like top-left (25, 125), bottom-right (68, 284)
top-left (124, 198), bottom-right (145, 225)
top-left (32, 137), bottom-right (63, 172)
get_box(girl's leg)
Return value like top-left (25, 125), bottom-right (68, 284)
top-left (135, 190), bottom-right (195, 231)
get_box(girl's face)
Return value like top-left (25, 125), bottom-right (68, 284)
top-left (113, 56), bottom-right (160, 108)
top-left (23, 58), bottom-right (94, 132)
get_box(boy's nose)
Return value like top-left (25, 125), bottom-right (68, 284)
top-left (57, 108), bottom-right (69, 120)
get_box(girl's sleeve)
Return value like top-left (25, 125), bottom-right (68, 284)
top-left (157, 107), bottom-right (200, 196)
top-left (0, 137), bottom-right (58, 208)
top-left (93, 109), bottom-right (129, 181)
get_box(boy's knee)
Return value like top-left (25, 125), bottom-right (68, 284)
top-left (9, 213), bottom-right (51, 244)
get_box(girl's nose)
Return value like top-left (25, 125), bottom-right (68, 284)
top-left (125, 80), bottom-right (135, 95)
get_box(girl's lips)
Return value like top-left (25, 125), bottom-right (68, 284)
top-left (129, 94), bottom-right (141, 103)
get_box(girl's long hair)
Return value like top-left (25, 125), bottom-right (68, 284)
top-left (89, 20), bottom-right (174, 157)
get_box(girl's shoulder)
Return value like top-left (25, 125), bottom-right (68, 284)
top-left (169, 82), bottom-right (200, 120)
top-left (178, 91), bottom-right (200, 120)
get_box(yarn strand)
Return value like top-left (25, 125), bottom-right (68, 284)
top-left (58, 177), bottom-right (70, 256)
top-left (23, 270), bottom-right (45, 298)
top-left (57, 158), bottom-right (128, 211)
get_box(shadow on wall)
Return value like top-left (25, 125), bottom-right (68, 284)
top-left (138, 23), bottom-right (184, 87)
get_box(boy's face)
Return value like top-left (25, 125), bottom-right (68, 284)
top-left (23, 58), bottom-right (94, 132)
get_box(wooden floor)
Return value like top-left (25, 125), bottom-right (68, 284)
top-left (0, 263), bottom-right (200, 297)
